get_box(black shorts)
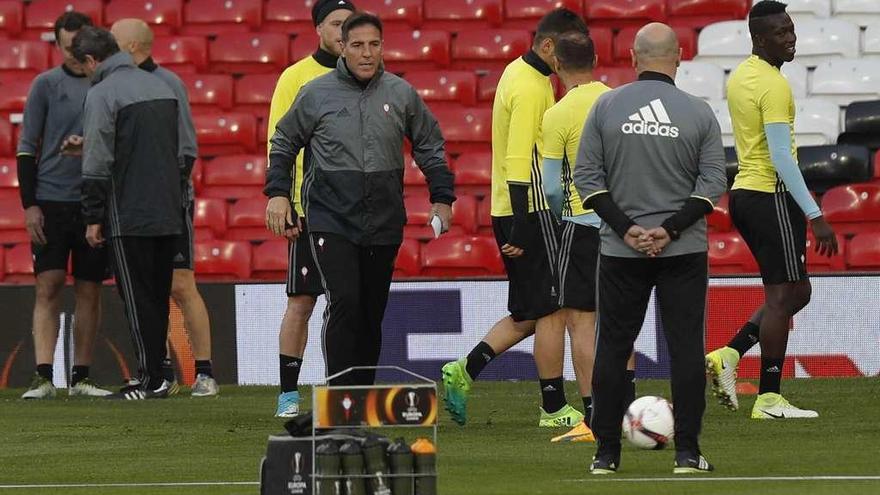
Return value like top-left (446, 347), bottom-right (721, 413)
top-left (730, 189), bottom-right (807, 285)
top-left (32, 201), bottom-right (108, 282)
top-left (287, 217), bottom-right (323, 297)
top-left (492, 210), bottom-right (560, 322)
top-left (172, 202), bottom-right (195, 270)
top-left (557, 221), bottom-right (599, 311)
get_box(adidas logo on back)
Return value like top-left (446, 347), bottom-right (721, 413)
top-left (621, 99), bottom-right (680, 138)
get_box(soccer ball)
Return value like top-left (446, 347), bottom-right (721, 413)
top-left (622, 396), bottom-right (675, 450)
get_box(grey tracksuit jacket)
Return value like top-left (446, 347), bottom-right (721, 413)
top-left (265, 57), bottom-right (456, 246)
top-left (81, 51), bottom-right (183, 237)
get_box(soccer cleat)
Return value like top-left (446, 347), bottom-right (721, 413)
top-left (105, 380), bottom-right (172, 400)
top-left (68, 378), bottom-right (112, 397)
top-left (191, 374), bottom-right (219, 397)
top-left (168, 379), bottom-right (180, 396)
top-left (706, 346), bottom-right (740, 411)
top-left (441, 358), bottom-right (472, 426)
top-left (674, 453), bottom-right (714, 474)
top-left (21, 374), bottom-right (56, 400)
top-left (539, 404), bottom-right (585, 428)
top-left (751, 393), bottom-right (818, 419)
top-left (275, 391), bottom-right (300, 418)
top-left (551, 421), bottom-right (596, 443)
top-left (589, 454), bottom-right (619, 475)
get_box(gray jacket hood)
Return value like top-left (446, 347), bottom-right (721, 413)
top-left (91, 51), bottom-right (135, 86)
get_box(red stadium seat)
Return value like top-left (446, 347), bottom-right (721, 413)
top-left (0, 157), bottom-right (19, 200)
top-left (421, 235), bottom-right (503, 277)
top-left (503, 0), bottom-right (582, 29)
top-left (209, 33), bottom-right (288, 74)
top-left (0, 41), bottom-right (49, 75)
top-left (433, 107), bottom-right (491, 154)
top-left (288, 33), bottom-right (318, 64)
top-left (0, 197), bottom-right (28, 244)
top-left (0, 1), bottom-right (23, 38)
top-left (192, 197), bottom-right (227, 240)
top-left (404, 194), bottom-right (465, 240)
top-left (4, 243), bottom-right (33, 282)
top-left (707, 194), bottom-right (731, 232)
top-left (403, 156), bottom-right (426, 189)
top-left (453, 151), bottom-right (491, 197)
top-left (0, 79), bottom-right (31, 114)
top-left (193, 112), bottom-right (257, 155)
top-left (477, 197), bottom-right (491, 234)
top-left (0, 245), bottom-right (4, 281)
top-left (201, 154), bottom-right (266, 199)
top-left (226, 197), bottom-right (273, 241)
top-left (404, 70), bottom-right (477, 107)
top-left (193, 240), bottom-right (252, 280)
top-left (179, 73), bottom-right (234, 110)
top-left (452, 195), bottom-right (479, 234)
top-left (24, 0), bottom-right (103, 38)
top-left (105, 0), bottom-right (183, 35)
top-left (191, 158), bottom-right (204, 195)
top-left (667, 0), bottom-right (750, 31)
top-left (846, 232), bottom-right (880, 270)
top-left (585, 0), bottom-right (666, 29)
top-left (821, 183), bottom-right (880, 235)
top-left (181, 0), bottom-right (261, 36)
top-left (262, 0), bottom-right (313, 35)
top-left (358, 0), bottom-right (423, 31)
top-left (251, 240), bottom-right (288, 280)
top-left (477, 71), bottom-right (502, 103)
top-left (422, 0), bottom-right (503, 30)
top-left (451, 30), bottom-right (531, 72)
top-left (806, 233), bottom-right (846, 272)
top-left (152, 36), bottom-right (208, 73)
top-left (234, 74), bottom-right (278, 113)
top-left (0, 119), bottom-right (13, 156)
top-left (382, 30), bottom-right (450, 72)
top-left (593, 66), bottom-right (636, 88)
top-left (708, 232), bottom-right (758, 275)
top-left (589, 27), bottom-right (614, 68)
top-left (393, 238), bottom-right (421, 278)
top-left (614, 26), bottom-right (696, 63)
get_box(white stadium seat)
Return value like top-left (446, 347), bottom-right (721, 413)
top-left (707, 100), bottom-right (735, 147)
top-left (832, 0), bottom-right (880, 28)
top-left (794, 98), bottom-right (841, 145)
top-left (864, 25), bottom-right (880, 59)
top-left (695, 21), bottom-right (751, 71)
top-left (781, 61), bottom-right (809, 98)
top-left (810, 59), bottom-right (880, 106)
top-left (676, 61), bottom-right (725, 100)
top-left (791, 19), bottom-right (860, 67)
top-left (753, 0), bottom-right (831, 21)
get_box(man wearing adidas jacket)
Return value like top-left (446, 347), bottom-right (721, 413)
top-left (573, 23), bottom-right (726, 474)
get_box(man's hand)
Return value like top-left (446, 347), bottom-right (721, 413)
top-left (810, 216), bottom-right (838, 257)
top-left (25, 205), bottom-right (47, 245)
top-left (61, 135), bottom-right (83, 156)
top-left (429, 202), bottom-right (452, 235)
top-left (266, 196), bottom-right (299, 240)
top-left (502, 217), bottom-right (530, 258)
top-left (624, 225), bottom-right (652, 254)
top-left (643, 227), bottom-right (672, 257)
top-left (85, 224), bottom-right (104, 248)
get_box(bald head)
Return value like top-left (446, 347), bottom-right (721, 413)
top-left (110, 18), bottom-right (153, 63)
top-left (631, 23), bottom-right (681, 77)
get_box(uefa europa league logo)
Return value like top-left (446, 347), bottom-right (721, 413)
top-left (291, 452), bottom-right (302, 475)
top-left (406, 391), bottom-right (419, 409)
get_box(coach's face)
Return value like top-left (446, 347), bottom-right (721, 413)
top-left (57, 28), bottom-right (84, 75)
top-left (343, 24), bottom-right (383, 82)
top-left (317, 9), bottom-right (352, 57)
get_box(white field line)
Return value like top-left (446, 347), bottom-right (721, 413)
top-left (0, 481), bottom-right (259, 489)
top-left (565, 475), bottom-right (880, 483)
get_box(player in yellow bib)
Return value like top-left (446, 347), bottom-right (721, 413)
top-left (263, 0), bottom-right (355, 418)
top-left (705, 0), bottom-right (837, 420)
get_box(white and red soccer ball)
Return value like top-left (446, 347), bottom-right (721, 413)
top-left (622, 396), bottom-right (675, 450)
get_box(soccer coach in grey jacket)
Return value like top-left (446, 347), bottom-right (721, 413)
top-left (574, 23), bottom-right (726, 474)
top-left (74, 27), bottom-right (185, 399)
top-left (265, 12), bottom-right (455, 386)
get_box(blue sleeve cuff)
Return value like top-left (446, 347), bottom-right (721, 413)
top-left (765, 123), bottom-right (821, 219)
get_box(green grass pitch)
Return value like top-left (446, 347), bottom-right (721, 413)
top-left (1, 378), bottom-right (879, 494)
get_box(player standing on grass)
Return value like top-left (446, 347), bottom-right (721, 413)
top-left (17, 11), bottom-right (112, 399)
top-left (264, 0), bottom-right (355, 417)
top-left (575, 23), bottom-right (726, 474)
top-left (441, 8), bottom-right (589, 428)
top-left (705, 0), bottom-right (837, 419)
top-left (110, 18), bottom-right (219, 398)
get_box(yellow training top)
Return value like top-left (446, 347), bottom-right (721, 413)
top-left (267, 50), bottom-right (337, 216)
top-left (727, 55), bottom-right (798, 193)
top-left (542, 81), bottom-right (611, 217)
top-left (490, 53), bottom-right (556, 217)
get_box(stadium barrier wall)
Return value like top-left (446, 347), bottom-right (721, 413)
top-left (1, 277), bottom-right (877, 389)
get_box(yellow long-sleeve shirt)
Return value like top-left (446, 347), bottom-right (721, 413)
top-left (267, 49), bottom-right (337, 216)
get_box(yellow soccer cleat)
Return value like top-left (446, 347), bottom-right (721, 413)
top-left (539, 404), bottom-right (584, 428)
top-left (751, 392), bottom-right (818, 419)
top-left (706, 346), bottom-right (740, 411)
top-left (551, 421), bottom-right (595, 443)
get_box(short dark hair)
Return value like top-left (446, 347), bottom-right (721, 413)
top-left (554, 32), bottom-right (595, 72)
top-left (534, 8), bottom-right (588, 47)
top-left (53, 11), bottom-right (93, 42)
top-left (71, 27), bottom-right (119, 64)
top-left (749, 1), bottom-right (789, 37)
top-left (341, 11), bottom-right (383, 43)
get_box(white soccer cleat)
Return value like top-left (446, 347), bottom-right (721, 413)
top-left (21, 375), bottom-right (56, 400)
top-left (751, 393), bottom-right (819, 419)
top-left (68, 378), bottom-right (112, 397)
top-left (191, 374), bottom-right (219, 397)
top-left (706, 346), bottom-right (739, 411)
